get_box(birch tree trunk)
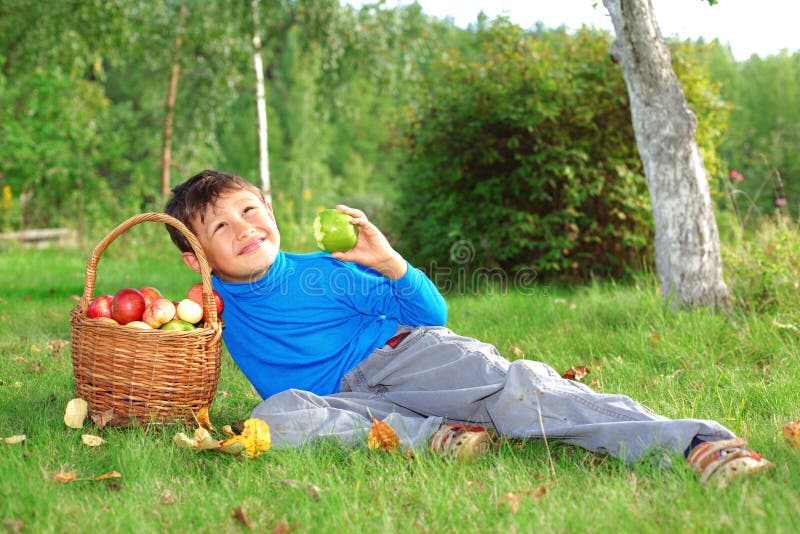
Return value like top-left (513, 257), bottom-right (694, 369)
top-left (252, 0), bottom-right (271, 202)
top-left (602, 0), bottom-right (730, 308)
top-left (160, 1), bottom-right (188, 201)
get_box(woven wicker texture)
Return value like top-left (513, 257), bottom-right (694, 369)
top-left (70, 213), bottom-right (222, 426)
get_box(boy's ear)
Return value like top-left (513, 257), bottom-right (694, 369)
top-left (182, 251), bottom-right (202, 274)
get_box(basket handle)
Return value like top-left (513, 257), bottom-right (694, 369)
top-left (78, 212), bottom-right (220, 328)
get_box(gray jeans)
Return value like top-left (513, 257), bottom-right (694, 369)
top-left (251, 326), bottom-right (733, 463)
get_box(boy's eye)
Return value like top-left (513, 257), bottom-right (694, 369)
top-left (213, 222), bottom-right (226, 233)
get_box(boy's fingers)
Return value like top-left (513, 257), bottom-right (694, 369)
top-left (335, 204), bottom-right (367, 220)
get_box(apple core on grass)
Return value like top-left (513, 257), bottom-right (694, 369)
top-left (313, 209), bottom-right (359, 253)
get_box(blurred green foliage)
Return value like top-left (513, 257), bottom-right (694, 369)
top-left (394, 20), bottom-right (727, 281)
top-left (0, 0), bottom-right (796, 286)
top-left (705, 43), bottom-right (800, 219)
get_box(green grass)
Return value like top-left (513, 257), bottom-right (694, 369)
top-left (2, 247), bottom-right (800, 533)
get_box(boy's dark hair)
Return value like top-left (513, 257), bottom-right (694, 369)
top-left (165, 169), bottom-right (265, 253)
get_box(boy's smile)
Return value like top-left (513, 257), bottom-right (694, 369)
top-left (184, 188), bottom-right (280, 283)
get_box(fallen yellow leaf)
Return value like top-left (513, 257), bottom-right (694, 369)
top-left (64, 398), bottom-right (88, 429)
top-left (194, 427), bottom-right (224, 450)
top-left (498, 491), bottom-right (522, 513)
top-left (2, 435), bottom-right (26, 444)
top-left (367, 418), bottom-right (400, 452)
top-left (53, 471), bottom-right (77, 484)
top-left (173, 427), bottom-right (223, 451)
top-left (172, 432), bottom-right (198, 449)
top-left (194, 406), bottom-right (216, 432)
top-left (220, 418), bottom-right (271, 459)
top-left (81, 434), bottom-right (107, 447)
top-left (94, 471), bottom-right (122, 481)
top-left (783, 420), bottom-right (800, 448)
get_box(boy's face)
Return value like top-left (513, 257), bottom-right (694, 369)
top-left (184, 188), bottom-right (280, 283)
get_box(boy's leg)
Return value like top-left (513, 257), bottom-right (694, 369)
top-left (342, 326), bottom-right (734, 464)
top-left (250, 388), bottom-right (441, 450)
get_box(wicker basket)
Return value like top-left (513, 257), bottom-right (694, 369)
top-left (70, 212), bottom-right (222, 426)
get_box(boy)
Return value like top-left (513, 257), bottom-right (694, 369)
top-left (165, 169), bottom-right (773, 486)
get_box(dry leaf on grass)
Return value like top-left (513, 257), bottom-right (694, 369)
top-left (2, 435), bottom-right (26, 444)
top-left (3, 518), bottom-right (24, 533)
top-left (160, 490), bottom-right (176, 505)
top-left (232, 506), bottom-right (254, 529)
top-left (498, 492), bottom-right (523, 513)
top-left (497, 485), bottom-right (547, 513)
top-left (53, 471), bottom-right (78, 484)
top-left (220, 418), bottom-right (271, 459)
top-left (64, 398), bottom-right (88, 429)
top-left (91, 408), bottom-right (117, 430)
top-left (649, 331), bottom-right (662, 347)
top-left (367, 418), bottom-right (400, 452)
top-left (81, 434), bottom-right (107, 447)
top-left (561, 365), bottom-right (590, 382)
top-left (173, 427), bottom-right (224, 451)
top-left (52, 470), bottom-right (122, 483)
top-left (508, 345), bottom-right (524, 358)
top-left (47, 339), bottom-right (69, 354)
top-left (94, 471), bottom-right (122, 481)
top-left (271, 519), bottom-right (299, 534)
top-left (783, 420), bottom-right (800, 448)
top-left (194, 406), bottom-right (216, 432)
top-left (174, 419), bottom-right (270, 458)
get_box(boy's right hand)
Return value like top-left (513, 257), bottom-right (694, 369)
top-left (330, 205), bottom-right (407, 280)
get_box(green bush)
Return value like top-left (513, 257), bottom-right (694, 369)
top-left (393, 21), bottom-right (726, 283)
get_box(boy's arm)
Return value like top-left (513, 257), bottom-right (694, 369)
top-left (330, 205), bottom-right (406, 279)
top-left (331, 205), bottom-right (447, 326)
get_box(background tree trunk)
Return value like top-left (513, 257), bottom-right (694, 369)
top-left (160, 1), bottom-right (188, 201)
top-left (252, 0), bottom-right (271, 202)
top-left (602, 0), bottom-right (730, 308)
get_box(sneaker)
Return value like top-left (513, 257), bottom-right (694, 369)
top-left (429, 424), bottom-right (494, 460)
top-left (687, 437), bottom-right (774, 487)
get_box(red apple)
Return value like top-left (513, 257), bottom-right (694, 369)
top-left (142, 298), bottom-right (177, 329)
top-left (111, 288), bottom-right (146, 325)
top-left (187, 282), bottom-right (224, 317)
top-left (139, 286), bottom-right (163, 308)
top-left (87, 294), bottom-right (113, 319)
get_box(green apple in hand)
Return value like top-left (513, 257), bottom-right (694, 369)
top-left (313, 209), bottom-right (359, 253)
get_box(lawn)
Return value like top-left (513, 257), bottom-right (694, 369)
top-left (1, 242), bottom-right (799, 533)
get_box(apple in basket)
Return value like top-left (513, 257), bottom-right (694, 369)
top-left (187, 283), bottom-right (224, 316)
top-left (139, 286), bottom-right (163, 308)
top-left (159, 319), bottom-right (196, 331)
top-left (142, 298), bottom-right (176, 329)
top-left (176, 298), bottom-right (203, 325)
top-left (111, 288), bottom-right (146, 325)
top-left (87, 294), bottom-right (113, 319)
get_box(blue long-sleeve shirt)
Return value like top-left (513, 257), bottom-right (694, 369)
top-left (212, 251), bottom-right (447, 399)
